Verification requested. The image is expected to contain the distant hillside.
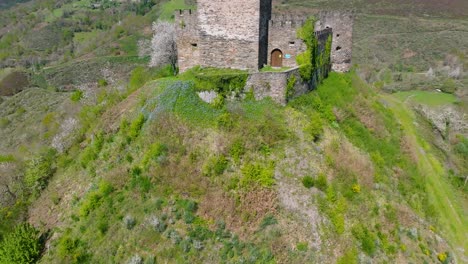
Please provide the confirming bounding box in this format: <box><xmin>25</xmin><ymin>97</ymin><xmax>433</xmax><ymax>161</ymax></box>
<box><xmin>275</xmin><ymin>0</ymin><xmax>468</xmax><ymax>18</ymax></box>
<box><xmin>0</xmin><ymin>0</ymin><xmax>31</xmax><ymax>10</ymax></box>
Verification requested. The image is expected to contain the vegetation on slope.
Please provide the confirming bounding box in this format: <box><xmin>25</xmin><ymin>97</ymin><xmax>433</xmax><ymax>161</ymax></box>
<box><xmin>1</xmin><ymin>70</ymin><xmax>460</xmax><ymax>263</ymax></box>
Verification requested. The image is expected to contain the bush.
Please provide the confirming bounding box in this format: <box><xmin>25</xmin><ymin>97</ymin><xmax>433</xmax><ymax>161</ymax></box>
<box><xmin>296</xmin><ymin>242</ymin><xmax>308</xmax><ymax>251</ymax></box>
<box><xmin>259</xmin><ymin>215</ymin><xmax>277</xmax><ymax>229</ymax></box>
<box><xmin>302</xmin><ymin>176</ymin><xmax>314</xmax><ymax>189</ymax></box>
<box><xmin>70</xmin><ymin>90</ymin><xmax>83</xmax><ymax>102</ymax></box>
<box><xmin>141</xmin><ymin>143</ymin><xmax>168</xmax><ymax>169</ymax></box>
<box><xmin>217</xmin><ymin>112</ymin><xmax>234</xmax><ymax>130</ymax></box>
<box><xmin>24</xmin><ymin>150</ymin><xmax>56</xmax><ymax>195</ymax></box>
<box><xmin>203</xmin><ymin>155</ymin><xmax>228</xmax><ymax>176</ymax></box>
<box><xmin>351</xmin><ymin>184</ymin><xmax>361</xmax><ymax>193</ymax></box>
<box><xmin>0</xmin><ymin>223</ymin><xmax>41</xmax><ymax>264</ymax></box>
<box><xmin>78</xmin><ymin>181</ymin><xmax>113</xmax><ymax>217</ymax></box>
<box><xmin>240</xmin><ymin>163</ymin><xmax>275</xmax><ymax>188</ymax></box>
<box><xmin>123</xmin><ymin>215</ymin><xmax>136</xmax><ymax>230</ymax></box>
<box><xmin>437</xmin><ymin>252</ymin><xmax>448</xmax><ymax>263</ymax></box>
<box><xmin>305</xmin><ymin>112</ymin><xmax>323</xmax><ymax>141</ymax></box>
<box><xmin>336</xmin><ymin>248</ymin><xmax>358</xmax><ymax>264</ymax></box>
<box><xmin>129</xmin><ymin>66</ymin><xmax>151</xmax><ymax>92</ymax></box>
<box><xmin>80</xmin><ymin>133</ymin><xmax>104</xmax><ymax>168</ymax></box>
<box><xmin>128</xmin><ymin>113</ymin><xmax>146</xmax><ymax>139</ymax></box>
<box><xmin>229</xmin><ymin>140</ymin><xmax>245</xmax><ymax>163</ymax></box>
<box><xmin>97</xmin><ymin>79</ymin><xmax>108</xmax><ymax>87</ymax></box>
<box><xmin>315</xmin><ymin>173</ymin><xmax>328</xmax><ymax>191</ymax></box>
<box><xmin>57</xmin><ymin>233</ymin><xmax>88</xmax><ymax>263</ymax></box>
<box><xmin>286</xmin><ymin>75</ymin><xmax>297</xmax><ymax>100</ymax></box>
<box><xmin>352</xmin><ymin>224</ymin><xmax>377</xmax><ymax>256</ymax></box>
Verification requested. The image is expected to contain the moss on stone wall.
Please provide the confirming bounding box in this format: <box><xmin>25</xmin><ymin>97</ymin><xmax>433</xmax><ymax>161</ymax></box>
<box><xmin>181</xmin><ymin>67</ymin><xmax>249</xmax><ymax>98</ymax></box>
<box><xmin>296</xmin><ymin>17</ymin><xmax>332</xmax><ymax>83</ymax></box>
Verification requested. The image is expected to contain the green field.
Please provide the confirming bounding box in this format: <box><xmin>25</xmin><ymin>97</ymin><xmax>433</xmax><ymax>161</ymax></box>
<box><xmin>394</xmin><ymin>90</ymin><xmax>458</xmax><ymax>106</ymax></box>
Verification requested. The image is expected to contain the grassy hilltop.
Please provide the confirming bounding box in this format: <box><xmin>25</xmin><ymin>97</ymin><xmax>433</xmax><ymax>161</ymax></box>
<box><xmin>0</xmin><ymin>0</ymin><xmax>467</xmax><ymax>263</ymax></box>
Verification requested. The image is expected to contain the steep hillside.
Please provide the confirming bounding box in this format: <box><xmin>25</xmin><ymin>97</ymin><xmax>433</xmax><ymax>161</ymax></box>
<box><xmin>9</xmin><ymin>71</ymin><xmax>463</xmax><ymax>263</ymax></box>
<box><xmin>0</xmin><ymin>0</ymin><xmax>467</xmax><ymax>263</ymax></box>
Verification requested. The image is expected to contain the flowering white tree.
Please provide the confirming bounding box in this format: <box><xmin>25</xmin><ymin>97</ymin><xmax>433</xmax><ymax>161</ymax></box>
<box><xmin>149</xmin><ymin>21</ymin><xmax>177</xmax><ymax>75</ymax></box>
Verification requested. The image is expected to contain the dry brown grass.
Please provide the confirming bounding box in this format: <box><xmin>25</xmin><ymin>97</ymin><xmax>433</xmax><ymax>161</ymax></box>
<box><xmin>198</xmin><ymin>187</ymin><xmax>277</xmax><ymax>238</ymax></box>
<box><xmin>324</xmin><ymin>132</ymin><xmax>375</xmax><ymax>187</ymax></box>
<box><xmin>354</xmin><ymin>99</ymin><xmax>387</xmax><ymax>138</ymax></box>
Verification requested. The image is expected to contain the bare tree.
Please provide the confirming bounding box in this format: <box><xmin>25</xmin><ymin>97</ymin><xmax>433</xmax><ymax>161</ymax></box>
<box><xmin>149</xmin><ymin>21</ymin><xmax>177</xmax><ymax>75</ymax></box>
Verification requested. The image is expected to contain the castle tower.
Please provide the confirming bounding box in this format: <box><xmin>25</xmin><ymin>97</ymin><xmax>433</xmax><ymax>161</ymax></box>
<box><xmin>315</xmin><ymin>11</ymin><xmax>355</xmax><ymax>72</ymax></box>
<box><xmin>176</xmin><ymin>0</ymin><xmax>272</xmax><ymax>72</ymax></box>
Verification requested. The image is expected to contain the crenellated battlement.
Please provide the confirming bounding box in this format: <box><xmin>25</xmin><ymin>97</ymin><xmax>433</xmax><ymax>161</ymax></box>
<box><xmin>269</xmin><ymin>14</ymin><xmax>307</xmax><ymax>28</ymax></box>
<box><xmin>174</xmin><ymin>9</ymin><xmax>198</xmax><ymax>31</ymax></box>
<box><xmin>175</xmin><ymin>9</ymin><xmax>195</xmax><ymax>17</ymax></box>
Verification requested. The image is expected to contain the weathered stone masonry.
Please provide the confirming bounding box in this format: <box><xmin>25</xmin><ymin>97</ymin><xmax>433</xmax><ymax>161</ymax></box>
<box><xmin>176</xmin><ymin>1</ymin><xmax>353</xmax><ymax>105</ymax></box>
<box><xmin>175</xmin><ymin>1</ymin><xmax>354</xmax><ymax>73</ymax></box>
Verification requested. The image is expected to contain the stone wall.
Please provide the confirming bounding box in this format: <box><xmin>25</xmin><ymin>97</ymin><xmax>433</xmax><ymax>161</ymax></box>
<box><xmin>245</xmin><ymin>67</ymin><xmax>309</xmax><ymax>105</ymax></box>
<box><xmin>316</xmin><ymin>11</ymin><xmax>355</xmax><ymax>72</ymax></box>
<box><xmin>268</xmin><ymin>15</ymin><xmax>307</xmax><ymax>68</ymax></box>
<box><xmin>194</xmin><ymin>0</ymin><xmax>269</xmax><ymax>70</ymax></box>
<box><xmin>175</xmin><ymin>10</ymin><xmax>200</xmax><ymax>72</ymax></box>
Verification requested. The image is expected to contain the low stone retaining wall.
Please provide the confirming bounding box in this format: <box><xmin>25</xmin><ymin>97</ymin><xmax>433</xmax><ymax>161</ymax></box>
<box><xmin>244</xmin><ymin>67</ymin><xmax>308</xmax><ymax>105</ymax></box>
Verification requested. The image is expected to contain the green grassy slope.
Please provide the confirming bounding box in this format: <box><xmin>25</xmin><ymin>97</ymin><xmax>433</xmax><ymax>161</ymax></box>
<box><xmin>14</xmin><ymin>71</ymin><xmax>464</xmax><ymax>263</ymax></box>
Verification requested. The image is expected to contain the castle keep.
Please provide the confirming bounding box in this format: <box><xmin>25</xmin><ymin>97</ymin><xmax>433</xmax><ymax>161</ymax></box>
<box><xmin>175</xmin><ymin>0</ymin><xmax>354</xmax><ymax>73</ymax></box>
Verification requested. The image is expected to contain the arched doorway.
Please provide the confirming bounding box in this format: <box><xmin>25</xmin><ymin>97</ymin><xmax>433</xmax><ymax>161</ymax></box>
<box><xmin>271</xmin><ymin>49</ymin><xmax>283</xmax><ymax>67</ymax></box>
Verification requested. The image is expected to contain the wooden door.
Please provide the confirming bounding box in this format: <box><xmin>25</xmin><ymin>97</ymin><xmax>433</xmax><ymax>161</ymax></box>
<box><xmin>271</xmin><ymin>49</ymin><xmax>283</xmax><ymax>67</ymax></box>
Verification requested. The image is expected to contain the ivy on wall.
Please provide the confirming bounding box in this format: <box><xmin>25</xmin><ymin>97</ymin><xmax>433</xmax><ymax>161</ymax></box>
<box><xmin>296</xmin><ymin>17</ymin><xmax>332</xmax><ymax>83</ymax></box>
<box><xmin>296</xmin><ymin>17</ymin><xmax>318</xmax><ymax>81</ymax></box>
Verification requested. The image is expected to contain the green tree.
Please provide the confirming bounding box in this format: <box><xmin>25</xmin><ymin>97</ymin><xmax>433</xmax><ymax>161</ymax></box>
<box><xmin>0</xmin><ymin>223</ymin><xmax>41</xmax><ymax>264</ymax></box>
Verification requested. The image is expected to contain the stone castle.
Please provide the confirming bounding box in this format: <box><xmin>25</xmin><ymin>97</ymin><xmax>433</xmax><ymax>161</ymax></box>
<box><xmin>175</xmin><ymin>0</ymin><xmax>354</xmax><ymax>73</ymax></box>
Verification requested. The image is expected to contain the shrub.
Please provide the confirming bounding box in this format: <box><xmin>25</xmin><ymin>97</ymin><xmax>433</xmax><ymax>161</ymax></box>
<box><xmin>203</xmin><ymin>155</ymin><xmax>228</xmax><ymax>176</ymax></box>
<box><xmin>24</xmin><ymin>150</ymin><xmax>56</xmax><ymax>195</ymax></box>
<box><xmin>296</xmin><ymin>242</ymin><xmax>308</xmax><ymax>251</ymax></box>
<box><xmin>240</xmin><ymin>163</ymin><xmax>275</xmax><ymax>188</ymax></box>
<box><xmin>80</xmin><ymin>133</ymin><xmax>104</xmax><ymax>168</ymax></box>
<box><xmin>0</xmin><ymin>154</ymin><xmax>15</xmax><ymax>163</ymax></box>
<box><xmin>441</xmin><ymin>78</ymin><xmax>456</xmax><ymax>94</ymax></box>
<box><xmin>352</xmin><ymin>184</ymin><xmax>361</xmax><ymax>193</ymax></box>
<box><xmin>70</xmin><ymin>90</ymin><xmax>83</xmax><ymax>102</ymax></box>
<box><xmin>315</xmin><ymin>173</ymin><xmax>327</xmax><ymax>191</ymax></box>
<box><xmin>352</xmin><ymin>224</ymin><xmax>377</xmax><ymax>256</ymax></box>
<box><xmin>286</xmin><ymin>75</ymin><xmax>297</xmax><ymax>100</ymax></box>
<box><xmin>79</xmin><ymin>181</ymin><xmax>113</xmax><ymax>217</ymax></box>
<box><xmin>305</xmin><ymin>112</ymin><xmax>323</xmax><ymax>141</ymax></box>
<box><xmin>149</xmin><ymin>216</ymin><xmax>167</xmax><ymax>233</ymax></box>
<box><xmin>97</xmin><ymin>220</ymin><xmax>109</xmax><ymax>235</ymax></box>
<box><xmin>302</xmin><ymin>176</ymin><xmax>314</xmax><ymax>189</ymax></box>
<box><xmin>437</xmin><ymin>252</ymin><xmax>448</xmax><ymax>263</ymax></box>
<box><xmin>0</xmin><ymin>118</ymin><xmax>10</xmax><ymax>128</ymax></box>
<box><xmin>229</xmin><ymin>140</ymin><xmax>245</xmax><ymax>163</ymax></box>
<box><xmin>259</xmin><ymin>215</ymin><xmax>278</xmax><ymax>229</ymax></box>
<box><xmin>336</xmin><ymin>248</ymin><xmax>358</xmax><ymax>264</ymax></box>
<box><xmin>56</xmin><ymin>233</ymin><xmax>89</xmax><ymax>263</ymax></box>
<box><xmin>217</xmin><ymin>112</ymin><xmax>234</xmax><ymax>130</ymax></box>
<box><xmin>127</xmin><ymin>255</ymin><xmax>143</xmax><ymax>264</ymax></box>
<box><xmin>128</xmin><ymin>113</ymin><xmax>146</xmax><ymax>139</ymax></box>
<box><xmin>0</xmin><ymin>223</ymin><xmax>41</xmax><ymax>264</ymax></box>
<box><xmin>141</xmin><ymin>143</ymin><xmax>168</xmax><ymax>169</ymax></box>
<box><xmin>97</xmin><ymin>79</ymin><xmax>108</xmax><ymax>87</ymax></box>
<box><xmin>123</xmin><ymin>215</ymin><xmax>136</xmax><ymax>230</ymax></box>
<box><xmin>129</xmin><ymin>66</ymin><xmax>151</xmax><ymax>91</ymax></box>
